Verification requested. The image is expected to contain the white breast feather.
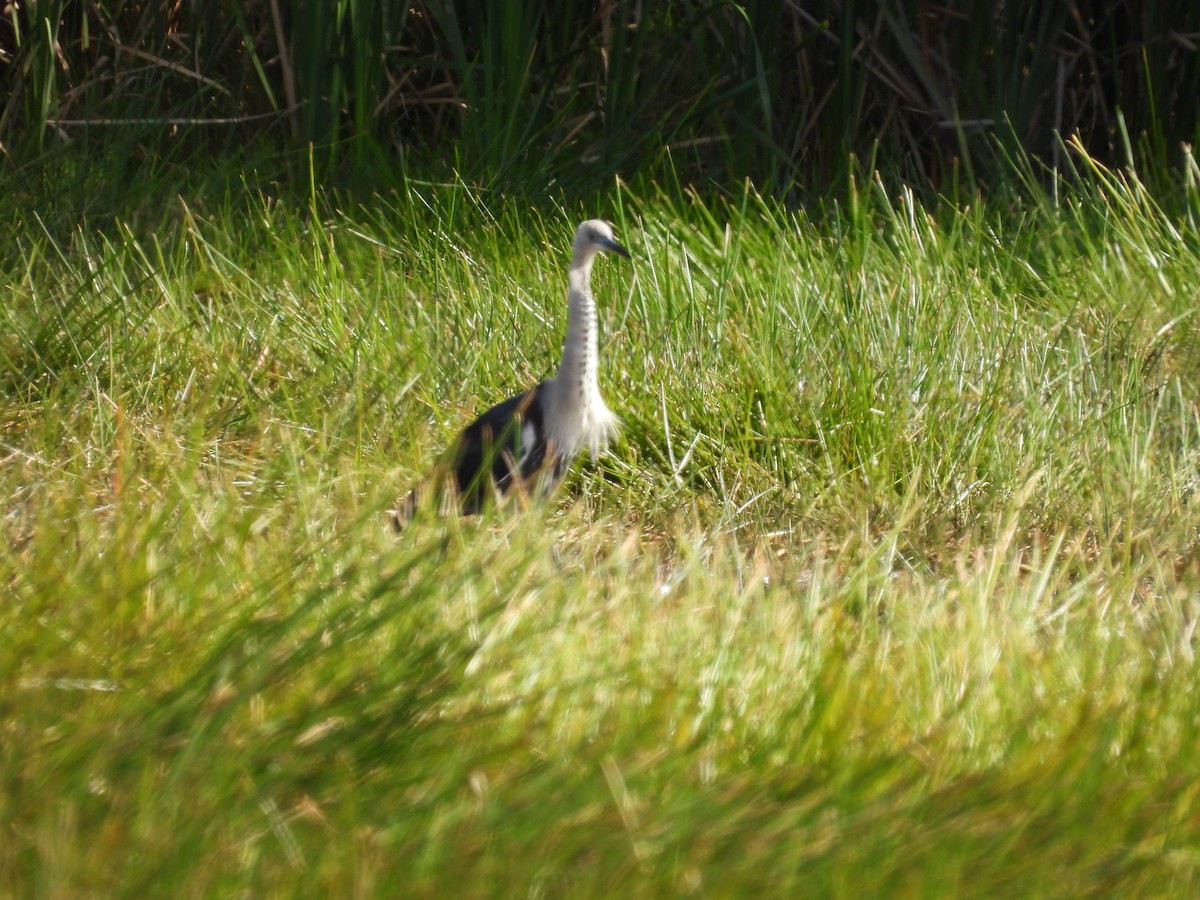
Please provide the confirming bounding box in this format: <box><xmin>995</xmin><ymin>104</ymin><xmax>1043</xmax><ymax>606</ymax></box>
<box><xmin>518</xmin><ymin>420</ymin><xmax>538</xmax><ymax>468</ymax></box>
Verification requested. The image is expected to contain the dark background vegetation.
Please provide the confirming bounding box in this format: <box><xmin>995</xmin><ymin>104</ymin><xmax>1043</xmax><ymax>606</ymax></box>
<box><xmin>2</xmin><ymin>0</ymin><xmax>1198</xmax><ymax>199</ymax></box>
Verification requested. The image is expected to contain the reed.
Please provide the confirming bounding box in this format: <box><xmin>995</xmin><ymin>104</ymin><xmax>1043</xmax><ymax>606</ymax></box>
<box><xmin>3</xmin><ymin>2</ymin><xmax>1197</xmax><ymax>194</ymax></box>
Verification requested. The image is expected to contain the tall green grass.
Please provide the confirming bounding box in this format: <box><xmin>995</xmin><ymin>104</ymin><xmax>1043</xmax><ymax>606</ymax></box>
<box><xmin>4</xmin><ymin>1</ymin><xmax>1198</xmax><ymax>193</ymax></box>
<box><xmin>2</xmin><ymin>152</ymin><xmax>1200</xmax><ymax>894</ymax></box>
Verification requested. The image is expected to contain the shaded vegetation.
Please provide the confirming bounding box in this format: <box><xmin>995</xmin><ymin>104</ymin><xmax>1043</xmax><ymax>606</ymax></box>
<box><xmin>2</xmin><ymin>1</ymin><xmax>1198</xmax><ymax>194</ymax></box>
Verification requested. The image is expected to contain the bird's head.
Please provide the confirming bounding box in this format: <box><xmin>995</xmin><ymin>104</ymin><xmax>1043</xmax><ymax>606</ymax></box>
<box><xmin>573</xmin><ymin>219</ymin><xmax>631</xmax><ymax>260</ymax></box>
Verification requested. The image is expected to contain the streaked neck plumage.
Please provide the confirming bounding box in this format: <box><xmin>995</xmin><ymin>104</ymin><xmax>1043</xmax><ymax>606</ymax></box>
<box><xmin>558</xmin><ymin>253</ymin><xmax>599</xmax><ymax>392</ymax></box>
<box><xmin>548</xmin><ymin>247</ymin><xmax>618</xmax><ymax>457</ymax></box>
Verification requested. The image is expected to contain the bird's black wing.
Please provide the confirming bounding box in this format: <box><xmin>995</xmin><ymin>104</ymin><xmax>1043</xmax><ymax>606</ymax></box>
<box><xmin>451</xmin><ymin>381</ymin><xmax>551</xmax><ymax>513</ymax></box>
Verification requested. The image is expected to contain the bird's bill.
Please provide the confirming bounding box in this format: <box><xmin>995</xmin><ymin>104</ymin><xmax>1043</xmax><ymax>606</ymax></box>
<box><xmin>603</xmin><ymin>237</ymin><xmax>631</xmax><ymax>259</ymax></box>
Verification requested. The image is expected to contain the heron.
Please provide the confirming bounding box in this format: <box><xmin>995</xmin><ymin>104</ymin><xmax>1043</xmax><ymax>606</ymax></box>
<box><xmin>397</xmin><ymin>219</ymin><xmax>630</xmax><ymax>522</ymax></box>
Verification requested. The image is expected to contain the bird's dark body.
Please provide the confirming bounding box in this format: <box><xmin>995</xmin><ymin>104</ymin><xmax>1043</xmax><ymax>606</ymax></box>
<box><xmin>450</xmin><ymin>380</ymin><xmax>567</xmax><ymax>513</ymax></box>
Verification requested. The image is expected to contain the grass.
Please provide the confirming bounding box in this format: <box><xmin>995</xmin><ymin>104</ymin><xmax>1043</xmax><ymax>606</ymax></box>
<box><xmin>8</xmin><ymin>2</ymin><xmax>1198</xmax><ymax>193</ymax></box>
<box><xmin>3</xmin><ymin>154</ymin><xmax>1200</xmax><ymax>896</ymax></box>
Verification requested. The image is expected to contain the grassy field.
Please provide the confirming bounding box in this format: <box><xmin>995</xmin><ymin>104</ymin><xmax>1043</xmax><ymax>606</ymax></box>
<box><xmin>3</xmin><ymin>152</ymin><xmax>1200</xmax><ymax>896</ymax></box>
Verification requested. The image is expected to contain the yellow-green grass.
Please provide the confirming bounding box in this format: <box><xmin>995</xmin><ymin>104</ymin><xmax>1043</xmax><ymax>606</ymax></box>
<box><xmin>2</xmin><ymin>160</ymin><xmax>1199</xmax><ymax>896</ymax></box>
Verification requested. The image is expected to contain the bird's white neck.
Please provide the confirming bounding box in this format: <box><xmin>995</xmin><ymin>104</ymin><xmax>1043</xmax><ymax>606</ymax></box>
<box><xmin>557</xmin><ymin>260</ymin><xmax>599</xmax><ymax>391</ymax></box>
<box><xmin>548</xmin><ymin>252</ymin><xmax>618</xmax><ymax>457</ymax></box>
